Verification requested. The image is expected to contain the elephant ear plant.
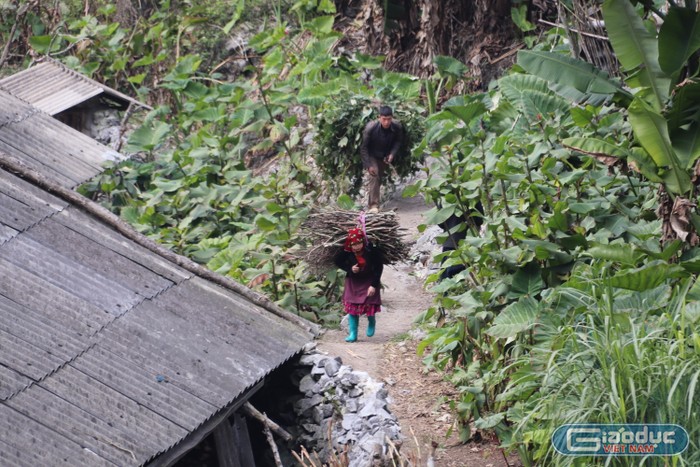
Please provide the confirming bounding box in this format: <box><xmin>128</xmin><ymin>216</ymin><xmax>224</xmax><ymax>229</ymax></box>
<box><xmin>518</xmin><ymin>0</ymin><xmax>700</xmax><ymax>248</ymax></box>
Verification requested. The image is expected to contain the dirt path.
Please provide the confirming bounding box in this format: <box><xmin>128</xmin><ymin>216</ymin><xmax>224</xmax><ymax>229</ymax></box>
<box><xmin>315</xmin><ymin>190</ymin><xmax>519</xmax><ymax>466</ymax></box>
<box><xmin>315</xmin><ymin>191</ymin><xmax>431</xmax><ymax>376</ymax></box>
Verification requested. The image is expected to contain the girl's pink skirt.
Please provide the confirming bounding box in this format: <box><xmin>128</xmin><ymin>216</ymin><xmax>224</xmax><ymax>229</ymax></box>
<box><xmin>343</xmin><ymin>301</ymin><xmax>381</xmax><ymax>317</ymax></box>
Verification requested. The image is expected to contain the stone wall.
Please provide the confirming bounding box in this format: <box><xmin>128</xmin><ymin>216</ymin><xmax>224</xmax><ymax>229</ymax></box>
<box><xmin>291</xmin><ymin>344</ymin><xmax>402</xmax><ymax>466</ymax></box>
<box><xmin>90</xmin><ymin>107</ymin><xmax>122</xmax><ymax>148</ymax></box>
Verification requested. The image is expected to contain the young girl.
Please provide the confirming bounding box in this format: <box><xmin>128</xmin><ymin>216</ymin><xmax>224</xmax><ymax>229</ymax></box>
<box><xmin>334</xmin><ymin>227</ymin><xmax>384</xmax><ymax>342</ymax></box>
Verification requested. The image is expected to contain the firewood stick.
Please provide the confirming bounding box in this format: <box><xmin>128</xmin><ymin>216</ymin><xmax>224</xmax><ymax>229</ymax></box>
<box><xmin>264</xmin><ymin>424</ymin><xmax>284</xmax><ymax>467</ymax></box>
<box><xmin>242</xmin><ymin>402</ymin><xmax>292</xmax><ymax>441</ymax></box>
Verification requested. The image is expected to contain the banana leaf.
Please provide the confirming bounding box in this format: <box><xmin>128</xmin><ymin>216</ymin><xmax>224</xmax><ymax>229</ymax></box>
<box><xmin>517</xmin><ymin>49</ymin><xmax>625</xmax><ymax>105</ymax></box>
<box><xmin>602</xmin><ymin>0</ymin><xmax>671</xmax><ymax>109</ymax></box>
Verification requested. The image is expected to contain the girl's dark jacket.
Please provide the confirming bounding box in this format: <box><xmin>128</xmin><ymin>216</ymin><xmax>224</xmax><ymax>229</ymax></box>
<box><xmin>333</xmin><ymin>243</ymin><xmax>384</xmax><ymax>304</ymax></box>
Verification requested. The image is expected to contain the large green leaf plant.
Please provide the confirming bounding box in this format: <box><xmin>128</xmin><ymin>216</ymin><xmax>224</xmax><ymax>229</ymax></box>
<box><xmin>407</xmin><ymin>2</ymin><xmax>700</xmax><ymax>464</ymax></box>
<box><xmin>518</xmin><ymin>1</ymin><xmax>700</xmax><ymax>246</ymax></box>
<box><xmin>78</xmin><ymin>2</ymin><xmax>347</xmax><ymax>322</ymax></box>
<box><xmin>77</xmin><ymin>0</ymin><xmax>432</xmax><ymax>325</ymax></box>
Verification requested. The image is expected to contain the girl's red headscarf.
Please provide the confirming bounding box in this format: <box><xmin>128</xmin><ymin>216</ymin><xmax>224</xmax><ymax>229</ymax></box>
<box><xmin>343</xmin><ymin>227</ymin><xmax>366</xmax><ymax>270</ymax></box>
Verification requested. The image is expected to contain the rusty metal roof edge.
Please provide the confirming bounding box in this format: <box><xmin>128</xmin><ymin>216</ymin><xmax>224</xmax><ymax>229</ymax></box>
<box><xmin>35</xmin><ymin>57</ymin><xmax>153</xmax><ymax>111</ymax></box>
<box><xmin>0</xmin><ymin>151</ymin><xmax>320</xmax><ymax>337</ymax></box>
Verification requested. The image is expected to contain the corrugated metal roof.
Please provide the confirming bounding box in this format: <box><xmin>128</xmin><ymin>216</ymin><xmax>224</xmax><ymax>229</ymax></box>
<box><xmin>0</xmin><ymin>158</ymin><xmax>315</xmax><ymax>465</ymax></box>
<box><xmin>0</xmin><ymin>90</ymin><xmax>122</xmax><ymax>188</ymax></box>
<box><xmin>0</xmin><ymin>58</ymin><xmax>151</xmax><ymax>115</ymax></box>
<box><xmin>0</xmin><ymin>403</ymin><xmax>116</xmax><ymax>467</ymax></box>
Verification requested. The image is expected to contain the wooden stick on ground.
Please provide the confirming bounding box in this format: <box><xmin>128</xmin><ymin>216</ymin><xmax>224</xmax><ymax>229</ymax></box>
<box><xmin>345</xmin><ymin>349</ymin><xmax>366</xmax><ymax>360</ymax></box>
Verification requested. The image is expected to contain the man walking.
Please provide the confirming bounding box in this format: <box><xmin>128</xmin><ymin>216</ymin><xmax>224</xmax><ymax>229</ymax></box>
<box><xmin>360</xmin><ymin>106</ymin><xmax>404</xmax><ymax>213</ymax></box>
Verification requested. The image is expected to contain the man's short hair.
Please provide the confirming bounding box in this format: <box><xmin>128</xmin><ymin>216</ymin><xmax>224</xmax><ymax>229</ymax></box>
<box><xmin>379</xmin><ymin>106</ymin><xmax>393</xmax><ymax>117</ymax></box>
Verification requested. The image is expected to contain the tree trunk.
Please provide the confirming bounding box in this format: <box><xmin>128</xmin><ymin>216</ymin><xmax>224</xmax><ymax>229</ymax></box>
<box><xmin>114</xmin><ymin>0</ymin><xmax>139</xmax><ymax>27</ymax></box>
<box><xmin>351</xmin><ymin>0</ymin><xmax>518</xmax><ymax>88</ymax></box>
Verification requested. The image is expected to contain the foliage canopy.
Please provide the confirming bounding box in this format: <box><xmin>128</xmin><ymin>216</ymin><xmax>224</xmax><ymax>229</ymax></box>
<box><xmin>5</xmin><ymin>0</ymin><xmax>700</xmax><ymax>464</ymax></box>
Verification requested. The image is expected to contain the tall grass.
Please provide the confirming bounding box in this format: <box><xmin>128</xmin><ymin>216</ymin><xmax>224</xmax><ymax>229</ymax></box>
<box><xmin>503</xmin><ymin>271</ymin><xmax>700</xmax><ymax>466</ymax></box>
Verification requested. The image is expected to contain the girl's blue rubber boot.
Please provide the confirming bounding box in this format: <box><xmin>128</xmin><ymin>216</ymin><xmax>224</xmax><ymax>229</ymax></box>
<box><xmin>367</xmin><ymin>316</ymin><xmax>376</xmax><ymax>337</ymax></box>
<box><xmin>345</xmin><ymin>314</ymin><xmax>359</xmax><ymax>342</ymax></box>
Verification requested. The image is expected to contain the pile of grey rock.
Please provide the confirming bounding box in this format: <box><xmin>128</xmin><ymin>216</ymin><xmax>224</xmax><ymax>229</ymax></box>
<box><xmin>291</xmin><ymin>345</ymin><xmax>402</xmax><ymax>466</ymax></box>
<box><xmin>409</xmin><ymin>224</ymin><xmax>443</xmax><ymax>279</ymax></box>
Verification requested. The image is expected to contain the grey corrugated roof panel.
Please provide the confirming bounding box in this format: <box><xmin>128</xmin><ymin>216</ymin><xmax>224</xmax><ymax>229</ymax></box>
<box><xmin>78</xmin><ymin>278</ymin><xmax>308</xmax><ymax>454</ymax></box>
<box><xmin>52</xmin><ymin>208</ymin><xmax>191</xmax><ymax>285</ymax></box>
<box><xmin>156</xmin><ymin>278</ymin><xmax>310</xmax><ymax>368</ymax></box>
<box><xmin>148</xmin><ymin>350</ymin><xmax>306</xmax><ymax>465</ymax></box>
<box><xmin>0</xmin><ymin>224</ymin><xmax>17</xmax><ymax>245</ymax></box>
<box><xmin>96</xmin><ymin>299</ymin><xmax>252</xmax><ymax>408</ymax></box>
<box><xmin>0</xmin><ymin>191</ymin><xmax>54</xmax><ymax>231</ymax></box>
<box><xmin>40</xmin><ymin>366</ymin><xmax>189</xmax><ymax>462</ymax></box>
<box><xmin>36</xmin><ymin>112</ymin><xmax>105</xmax><ymax>166</ymax></box>
<box><xmin>35</xmin><ymin>111</ymin><xmax>118</xmax><ymax>172</ymax></box>
<box><xmin>0</xmin><ymin>258</ymin><xmax>112</xmax><ymax>342</ymax></box>
<box><xmin>41</xmin><ymin>87</ymin><xmax>101</xmax><ymax>114</ymax></box>
<box><xmin>0</xmin><ymin>165</ymin><xmax>315</xmax><ymax>465</ymax></box>
<box><xmin>0</xmin><ymin>165</ymin><xmax>67</xmax><ymax>207</ymax></box>
<box><xmin>0</xmin><ymin>169</ymin><xmax>67</xmax><ymax>231</ymax></box>
<box><xmin>0</xmin><ymin>327</ymin><xmax>66</xmax><ymax>382</ymax></box>
<box><xmin>0</xmin><ymin>406</ymin><xmax>116</xmax><ymax>467</ymax></box>
<box><xmin>0</xmin><ymin>294</ymin><xmax>88</xmax><ymax>364</ymax></box>
<box><xmin>0</xmin><ymin>109</ymin><xmax>121</xmax><ymax>188</ymax></box>
<box><xmin>0</xmin><ymin>436</ymin><xmax>37</xmax><ymax>467</ymax></box>
<box><xmin>26</xmin><ymin>217</ymin><xmax>175</xmax><ymax>300</ymax></box>
<box><xmin>133</xmin><ymin>278</ymin><xmax>307</xmax><ymax>380</ymax></box>
<box><xmin>0</xmin><ymin>59</ymin><xmax>151</xmax><ymax>115</ymax></box>
<box><xmin>0</xmin><ymin>91</ymin><xmax>37</xmax><ymax>126</ymax></box>
<box><xmin>0</xmin><ymin>260</ymin><xmax>105</xmax><ymax>398</ymax></box>
<box><xmin>0</xmin><ymin>170</ymin><xmax>183</xmax><ymax>311</ymax></box>
<box><xmin>2</xmin><ymin>235</ymin><xmax>144</xmax><ymax>315</ymax></box>
<box><xmin>0</xmin><ymin>365</ymin><xmax>32</xmax><ymax>401</ymax></box>
<box><xmin>6</xmin><ymin>386</ymin><xmax>146</xmax><ymax>466</ymax></box>
<box><xmin>0</xmin><ymin>290</ymin><xmax>93</xmax><ymax>401</ymax></box>
<box><xmin>73</xmin><ymin>345</ymin><xmax>218</xmax><ymax>433</ymax></box>
<box><xmin>0</xmin><ymin>139</ymin><xmax>81</xmax><ymax>189</ymax></box>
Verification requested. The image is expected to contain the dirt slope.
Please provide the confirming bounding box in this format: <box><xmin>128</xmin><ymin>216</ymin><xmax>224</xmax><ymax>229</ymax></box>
<box><xmin>315</xmin><ymin>189</ymin><xmax>520</xmax><ymax>466</ymax></box>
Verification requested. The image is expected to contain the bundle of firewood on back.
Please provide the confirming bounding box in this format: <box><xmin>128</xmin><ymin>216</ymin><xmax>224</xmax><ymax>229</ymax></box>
<box><xmin>298</xmin><ymin>209</ymin><xmax>410</xmax><ymax>273</ymax></box>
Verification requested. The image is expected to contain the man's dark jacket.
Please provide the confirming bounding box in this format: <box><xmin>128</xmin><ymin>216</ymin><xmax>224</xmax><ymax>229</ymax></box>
<box><xmin>360</xmin><ymin>120</ymin><xmax>404</xmax><ymax>169</ymax></box>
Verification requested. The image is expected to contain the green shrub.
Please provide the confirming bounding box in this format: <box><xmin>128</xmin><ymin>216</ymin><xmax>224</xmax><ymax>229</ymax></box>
<box><xmin>313</xmin><ymin>91</ymin><xmax>426</xmax><ymax>197</ymax></box>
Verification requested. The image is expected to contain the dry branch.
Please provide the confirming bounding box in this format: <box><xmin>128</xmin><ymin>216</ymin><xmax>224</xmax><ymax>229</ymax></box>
<box><xmin>297</xmin><ymin>209</ymin><xmax>411</xmax><ymax>272</ymax></box>
<box><xmin>242</xmin><ymin>402</ymin><xmax>292</xmax><ymax>442</ymax></box>
<box><xmin>263</xmin><ymin>424</ymin><xmax>284</xmax><ymax>467</ymax></box>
